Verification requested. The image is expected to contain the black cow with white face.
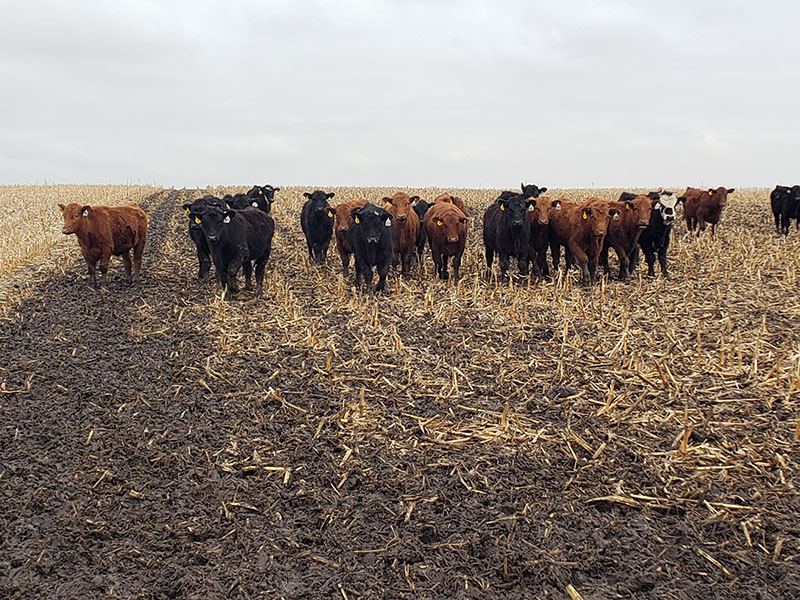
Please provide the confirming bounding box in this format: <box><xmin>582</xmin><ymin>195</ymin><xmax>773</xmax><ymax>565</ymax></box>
<box><xmin>630</xmin><ymin>191</ymin><xmax>683</xmax><ymax>278</ymax></box>
<box><xmin>245</xmin><ymin>185</ymin><xmax>280</xmax><ymax>214</ymax></box>
<box><xmin>182</xmin><ymin>194</ymin><xmax>226</xmax><ymax>281</ymax></box>
<box><xmin>483</xmin><ymin>192</ymin><xmax>535</xmax><ymax>281</ymax></box>
<box><xmin>770</xmin><ymin>185</ymin><xmax>800</xmax><ymax>235</ymax></box>
<box><xmin>348</xmin><ymin>202</ymin><xmax>394</xmax><ymax>292</ymax></box>
<box><xmin>191</xmin><ymin>205</ymin><xmax>274</xmax><ymax>299</ymax></box>
<box><xmin>300</xmin><ymin>190</ymin><xmax>336</xmax><ymax>264</ymax></box>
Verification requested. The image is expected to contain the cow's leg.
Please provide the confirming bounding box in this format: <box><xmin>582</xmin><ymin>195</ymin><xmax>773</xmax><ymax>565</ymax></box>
<box><xmin>641</xmin><ymin>245</ymin><xmax>657</xmax><ymax>277</ymax></box>
<box><xmin>353</xmin><ymin>257</ymin><xmax>363</xmax><ymax>287</ymax></box>
<box><xmin>376</xmin><ymin>260</ymin><xmax>390</xmax><ymax>291</ymax></box>
<box><xmin>363</xmin><ymin>264</ymin><xmax>374</xmax><ymax>288</ymax></box>
<box><xmin>537</xmin><ymin>247</ymin><xmax>549</xmax><ymax>278</ymax></box>
<box><xmin>225</xmin><ymin>261</ymin><xmax>241</xmax><ymax>299</ymax></box>
<box><xmin>485</xmin><ymin>247</ymin><xmax>494</xmax><ymax>276</ymax></box>
<box><xmin>401</xmin><ymin>250</ymin><xmax>412</xmax><ymax>276</ymax></box>
<box><xmin>599</xmin><ymin>247</ymin><xmax>611</xmax><ymax>276</ymax></box>
<box><xmin>517</xmin><ymin>252</ymin><xmax>529</xmax><ymax>278</ymax></box>
<box><xmin>242</xmin><ymin>261</ymin><xmax>253</xmax><ymax>290</ymax></box>
<box><xmin>629</xmin><ymin>246</ymin><xmax>640</xmax><ymax>272</ymax></box>
<box><xmin>499</xmin><ymin>253</ymin><xmax>510</xmax><ymax>282</ymax></box>
<box><xmin>615</xmin><ymin>244</ymin><xmax>631</xmax><ymax>281</ymax></box>
<box><xmin>341</xmin><ymin>252</ymin><xmax>350</xmax><ymax>277</ymax></box>
<box><xmin>550</xmin><ymin>240</ymin><xmax>560</xmax><ymax>271</ymax></box>
<box><xmin>98</xmin><ymin>252</ymin><xmax>112</xmax><ymax>285</ymax></box>
<box><xmin>569</xmin><ymin>241</ymin><xmax>591</xmax><ymax>285</ymax></box>
<box><xmin>197</xmin><ymin>249</ymin><xmax>211</xmax><ymax>281</ymax></box>
<box><xmin>85</xmin><ymin>258</ymin><xmax>98</xmax><ymax>287</ymax></box>
<box><xmin>254</xmin><ymin>257</ymin><xmax>267</xmax><ymax>297</ymax></box>
<box><xmin>121</xmin><ymin>251</ymin><xmax>133</xmax><ymax>284</ymax></box>
<box><xmin>133</xmin><ymin>230</ymin><xmax>146</xmax><ymax>280</ymax></box>
<box><xmin>453</xmin><ymin>253</ymin><xmax>462</xmax><ymax>280</ymax></box>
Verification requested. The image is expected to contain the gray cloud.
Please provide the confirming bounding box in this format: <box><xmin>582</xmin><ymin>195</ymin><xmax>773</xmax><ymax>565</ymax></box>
<box><xmin>1</xmin><ymin>0</ymin><xmax>798</xmax><ymax>188</ymax></box>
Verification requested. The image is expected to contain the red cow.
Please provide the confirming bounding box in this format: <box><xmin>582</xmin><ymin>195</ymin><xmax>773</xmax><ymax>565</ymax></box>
<box><xmin>333</xmin><ymin>199</ymin><xmax>368</xmax><ymax>276</ymax></box>
<box><xmin>549</xmin><ymin>198</ymin><xmax>620</xmax><ymax>285</ymax></box>
<box><xmin>681</xmin><ymin>186</ymin><xmax>735</xmax><ymax>237</ymax></box>
<box><xmin>58</xmin><ymin>202</ymin><xmax>148</xmax><ymax>286</ymax></box>
<box><xmin>598</xmin><ymin>195</ymin><xmax>654</xmax><ymax>281</ymax></box>
<box><xmin>526</xmin><ymin>196</ymin><xmax>562</xmax><ymax>278</ymax></box>
<box><xmin>424</xmin><ymin>202</ymin><xmax>469</xmax><ymax>280</ymax></box>
<box><xmin>383</xmin><ymin>192</ymin><xmax>421</xmax><ymax>276</ymax></box>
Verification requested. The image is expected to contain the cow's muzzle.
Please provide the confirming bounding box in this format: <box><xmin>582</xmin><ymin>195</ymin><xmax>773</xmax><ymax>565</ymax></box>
<box><xmin>62</xmin><ymin>227</ymin><xmax>72</xmax><ymax>235</ymax></box>
<box><xmin>367</xmin><ymin>236</ymin><xmax>379</xmax><ymax>245</ymax></box>
<box><xmin>447</xmin><ymin>236</ymin><xmax>459</xmax><ymax>243</ymax></box>
<box><xmin>396</xmin><ymin>214</ymin><xmax>407</xmax><ymax>222</ymax></box>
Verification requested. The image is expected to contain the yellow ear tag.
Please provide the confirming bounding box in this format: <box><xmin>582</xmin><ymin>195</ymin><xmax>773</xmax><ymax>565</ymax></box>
<box><xmin>194</xmin><ymin>216</ymin><xmax>201</xmax><ymax>224</ymax></box>
<box><xmin>626</xmin><ymin>204</ymin><xmax>631</xmax><ymax>210</ymax></box>
<box><xmin>59</xmin><ymin>206</ymin><xmax>64</xmax><ymax>213</ymax></box>
<box><xmin>384</xmin><ymin>201</ymin><xmax>392</xmax><ymax>208</ymax></box>
<box><xmin>354</xmin><ymin>216</ymin><xmax>360</xmax><ymax>224</ymax></box>
<box><xmin>226</xmin><ymin>203</ymin><xmax>231</xmax><ymax>208</ymax></box>
<box><xmin>500</xmin><ymin>204</ymin><xmax>505</xmax><ymax>211</ymax></box>
<box><xmin>708</xmin><ymin>190</ymin><xmax>713</xmax><ymax>195</ymax></box>
<box><xmin>582</xmin><ymin>211</ymin><xmax>588</xmax><ymax>220</ymax></box>
<box><xmin>436</xmin><ymin>218</ymin><xmax>443</xmax><ymax>226</ymax></box>
<box><xmin>327</xmin><ymin>210</ymin><xmax>334</xmax><ymax>218</ymax></box>
<box><xmin>184</xmin><ymin>207</ymin><xmax>190</xmax><ymax>215</ymax></box>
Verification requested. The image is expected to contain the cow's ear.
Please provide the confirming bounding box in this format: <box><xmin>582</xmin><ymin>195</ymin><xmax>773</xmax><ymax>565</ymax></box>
<box><xmin>410</xmin><ymin>196</ymin><xmax>420</xmax><ymax>206</ymax></box>
<box><xmin>539</xmin><ymin>187</ymin><xmax>547</xmax><ymax>194</ymax></box>
<box><xmin>182</xmin><ymin>203</ymin><xmax>192</xmax><ymax>215</ymax></box>
<box><xmin>654</xmin><ymin>202</ymin><xmax>662</xmax><ymax>210</ymax></box>
<box><xmin>459</xmin><ymin>217</ymin><xmax>469</xmax><ymax>224</ymax></box>
<box><xmin>625</xmin><ymin>201</ymin><xmax>634</xmax><ymax>210</ymax></box>
<box><xmin>499</xmin><ymin>200</ymin><xmax>507</xmax><ymax>211</ymax></box>
<box><xmin>80</xmin><ymin>205</ymin><xmax>90</xmax><ymax>217</ymax></box>
<box><xmin>327</xmin><ymin>192</ymin><xmax>335</xmax><ymax>199</ymax></box>
<box><xmin>351</xmin><ymin>208</ymin><xmax>362</xmax><ymax>223</ymax></box>
<box><xmin>303</xmin><ymin>192</ymin><xmax>312</xmax><ymax>199</ymax></box>
<box><xmin>526</xmin><ymin>199</ymin><xmax>536</xmax><ymax>211</ymax></box>
<box><xmin>708</xmin><ymin>189</ymin><xmax>714</xmax><ymax>195</ymax></box>
<box><xmin>273</xmin><ymin>187</ymin><xmax>280</xmax><ymax>192</ymax></box>
<box><xmin>223</xmin><ymin>210</ymin><xmax>235</xmax><ymax>223</ymax></box>
<box><xmin>383</xmin><ymin>196</ymin><xmax>393</xmax><ymax>206</ymax></box>
<box><xmin>727</xmin><ymin>188</ymin><xmax>735</xmax><ymax>194</ymax></box>
<box><xmin>582</xmin><ymin>208</ymin><xmax>590</xmax><ymax>219</ymax></box>
<box><xmin>58</xmin><ymin>203</ymin><xmax>65</xmax><ymax>213</ymax></box>
<box><xmin>327</xmin><ymin>208</ymin><xmax>335</xmax><ymax>218</ymax></box>
<box><xmin>552</xmin><ymin>200</ymin><xmax>561</xmax><ymax>210</ymax></box>
<box><xmin>610</xmin><ymin>209</ymin><xmax>620</xmax><ymax>220</ymax></box>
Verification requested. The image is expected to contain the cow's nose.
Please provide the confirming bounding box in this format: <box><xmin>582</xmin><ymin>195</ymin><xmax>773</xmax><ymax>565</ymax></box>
<box><xmin>512</xmin><ymin>220</ymin><xmax>524</xmax><ymax>228</ymax></box>
<box><xmin>367</xmin><ymin>236</ymin><xmax>378</xmax><ymax>244</ymax></box>
<box><xmin>62</xmin><ymin>227</ymin><xmax>71</xmax><ymax>234</ymax></box>
<box><xmin>448</xmin><ymin>236</ymin><xmax>459</xmax><ymax>243</ymax></box>
<box><xmin>397</xmin><ymin>214</ymin><xmax>407</xmax><ymax>221</ymax></box>
<box><xmin>538</xmin><ymin>219</ymin><xmax>548</xmax><ymax>225</ymax></box>
<box><xmin>207</xmin><ymin>235</ymin><xmax>218</xmax><ymax>242</ymax></box>
<box><xmin>638</xmin><ymin>220</ymin><xmax>649</xmax><ymax>228</ymax></box>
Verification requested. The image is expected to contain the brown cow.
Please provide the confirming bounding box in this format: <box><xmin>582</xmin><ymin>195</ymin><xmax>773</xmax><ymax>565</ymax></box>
<box><xmin>433</xmin><ymin>193</ymin><xmax>469</xmax><ymax>218</ymax></box>
<box><xmin>681</xmin><ymin>186</ymin><xmax>735</xmax><ymax>237</ymax></box>
<box><xmin>58</xmin><ymin>202</ymin><xmax>148</xmax><ymax>286</ymax></box>
<box><xmin>333</xmin><ymin>199</ymin><xmax>368</xmax><ymax>277</ymax></box>
<box><xmin>424</xmin><ymin>202</ymin><xmax>469</xmax><ymax>280</ymax></box>
<box><xmin>598</xmin><ymin>195</ymin><xmax>653</xmax><ymax>281</ymax></box>
<box><xmin>383</xmin><ymin>192</ymin><xmax>420</xmax><ymax>276</ymax></box>
<box><xmin>548</xmin><ymin>198</ymin><xmax>620</xmax><ymax>285</ymax></box>
<box><xmin>526</xmin><ymin>196</ymin><xmax>562</xmax><ymax>278</ymax></box>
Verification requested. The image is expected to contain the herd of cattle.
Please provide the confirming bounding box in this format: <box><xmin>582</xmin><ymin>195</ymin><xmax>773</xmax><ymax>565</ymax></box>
<box><xmin>55</xmin><ymin>183</ymin><xmax>800</xmax><ymax>295</ymax></box>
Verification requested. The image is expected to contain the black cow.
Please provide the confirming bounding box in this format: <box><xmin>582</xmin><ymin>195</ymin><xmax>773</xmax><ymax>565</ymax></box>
<box><xmin>771</xmin><ymin>185</ymin><xmax>800</xmax><ymax>235</ymax></box>
<box><xmin>521</xmin><ymin>182</ymin><xmax>548</xmax><ymax>198</ymax></box>
<box><xmin>301</xmin><ymin>190</ymin><xmax>336</xmax><ymax>264</ymax></box>
<box><xmin>412</xmin><ymin>197</ymin><xmax>431</xmax><ymax>260</ymax></box>
<box><xmin>483</xmin><ymin>193</ymin><xmax>535</xmax><ymax>281</ymax></box>
<box><xmin>190</xmin><ymin>205</ymin><xmax>274</xmax><ymax>299</ymax></box>
<box><xmin>348</xmin><ymin>203</ymin><xmax>394</xmax><ymax>292</ymax></box>
<box><xmin>630</xmin><ymin>192</ymin><xmax>682</xmax><ymax>278</ymax></box>
<box><xmin>246</xmin><ymin>185</ymin><xmax>280</xmax><ymax>214</ymax></box>
<box><xmin>182</xmin><ymin>194</ymin><xmax>225</xmax><ymax>281</ymax></box>
<box><xmin>618</xmin><ymin>189</ymin><xmax>665</xmax><ymax>203</ymax></box>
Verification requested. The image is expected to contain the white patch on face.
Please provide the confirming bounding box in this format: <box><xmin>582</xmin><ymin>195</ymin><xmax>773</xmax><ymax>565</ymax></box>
<box><xmin>223</xmin><ymin>215</ymin><xmax>231</xmax><ymax>224</ymax></box>
<box><xmin>385</xmin><ymin>217</ymin><xmax>392</xmax><ymax>227</ymax></box>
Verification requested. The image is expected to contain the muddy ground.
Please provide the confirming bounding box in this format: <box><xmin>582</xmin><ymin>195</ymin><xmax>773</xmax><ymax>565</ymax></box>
<box><xmin>1</xmin><ymin>188</ymin><xmax>799</xmax><ymax>599</ymax></box>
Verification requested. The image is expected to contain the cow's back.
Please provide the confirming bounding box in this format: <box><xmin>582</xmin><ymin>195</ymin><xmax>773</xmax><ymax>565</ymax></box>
<box><xmin>100</xmin><ymin>204</ymin><xmax>147</xmax><ymax>255</ymax></box>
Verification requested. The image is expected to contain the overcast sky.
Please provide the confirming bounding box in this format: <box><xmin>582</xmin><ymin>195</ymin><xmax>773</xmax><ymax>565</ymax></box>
<box><xmin>1</xmin><ymin>0</ymin><xmax>797</xmax><ymax>189</ymax></box>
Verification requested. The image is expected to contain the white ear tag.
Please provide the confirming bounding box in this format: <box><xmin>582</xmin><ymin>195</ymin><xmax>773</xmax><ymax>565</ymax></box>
<box><xmin>555</xmin><ymin>203</ymin><xmax>561</xmax><ymax>210</ymax></box>
<box><xmin>223</xmin><ymin>215</ymin><xmax>231</xmax><ymax>224</ymax></box>
<box><xmin>82</xmin><ymin>209</ymin><xmax>88</xmax><ymax>216</ymax></box>
<box><xmin>527</xmin><ymin>204</ymin><xmax>535</xmax><ymax>212</ymax></box>
<box><xmin>654</xmin><ymin>202</ymin><xmax>661</xmax><ymax>209</ymax></box>
<box><xmin>385</xmin><ymin>217</ymin><xmax>391</xmax><ymax>227</ymax></box>
<box><xmin>251</xmin><ymin>202</ymin><xmax>258</xmax><ymax>207</ymax></box>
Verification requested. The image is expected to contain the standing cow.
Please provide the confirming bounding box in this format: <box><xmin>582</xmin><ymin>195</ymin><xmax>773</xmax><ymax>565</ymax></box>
<box><xmin>58</xmin><ymin>202</ymin><xmax>148</xmax><ymax>287</ymax></box>
<box><xmin>770</xmin><ymin>185</ymin><xmax>800</xmax><ymax>235</ymax></box>
<box><xmin>245</xmin><ymin>185</ymin><xmax>280</xmax><ymax>214</ymax></box>
<box><xmin>383</xmin><ymin>192</ymin><xmax>420</xmax><ymax>276</ymax></box>
<box><xmin>521</xmin><ymin>182</ymin><xmax>548</xmax><ymax>198</ymax></box>
<box><xmin>301</xmin><ymin>190</ymin><xmax>336</xmax><ymax>264</ymax></box>
<box><xmin>333</xmin><ymin>199</ymin><xmax>368</xmax><ymax>277</ymax></box>
<box><xmin>424</xmin><ymin>202</ymin><xmax>469</xmax><ymax>280</ymax></box>
<box><xmin>630</xmin><ymin>192</ymin><xmax>683</xmax><ymax>278</ymax></box>
<box><xmin>412</xmin><ymin>197</ymin><xmax>431</xmax><ymax>261</ymax></box>
<box><xmin>483</xmin><ymin>192</ymin><xmax>535</xmax><ymax>281</ymax></box>
<box><xmin>599</xmin><ymin>195</ymin><xmax>653</xmax><ymax>281</ymax></box>
<box><xmin>549</xmin><ymin>198</ymin><xmax>620</xmax><ymax>285</ymax></box>
<box><xmin>182</xmin><ymin>195</ymin><xmax>226</xmax><ymax>281</ymax></box>
<box><xmin>527</xmin><ymin>197</ymin><xmax>562</xmax><ymax>278</ymax></box>
<box><xmin>681</xmin><ymin>187</ymin><xmax>734</xmax><ymax>237</ymax></box>
<box><xmin>348</xmin><ymin>203</ymin><xmax>394</xmax><ymax>292</ymax></box>
<box><xmin>190</xmin><ymin>205</ymin><xmax>274</xmax><ymax>299</ymax></box>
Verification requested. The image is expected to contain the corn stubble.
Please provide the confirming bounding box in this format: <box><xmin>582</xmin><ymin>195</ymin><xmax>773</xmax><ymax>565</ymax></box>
<box><xmin>2</xmin><ymin>184</ymin><xmax>799</xmax><ymax>597</ymax></box>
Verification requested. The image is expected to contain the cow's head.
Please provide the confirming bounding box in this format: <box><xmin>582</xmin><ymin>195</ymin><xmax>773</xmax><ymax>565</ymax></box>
<box><xmin>304</xmin><ymin>190</ymin><xmax>336</xmax><ymax>216</ymax></box>
<box><xmin>623</xmin><ymin>195</ymin><xmax>656</xmax><ymax>229</ymax></box>
<box><xmin>708</xmin><ymin>187</ymin><xmax>735</xmax><ymax>207</ymax></box>
<box><xmin>383</xmin><ymin>192</ymin><xmax>415</xmax><ymax>223</ymax></box>
<box><xmin>183</xmin><ymin>195</ymin><xmax>224</xmax><ymax>229</ymax></box>
<box><xmin>582</xmin><ymin>204</ymin><xmax>620</xmax><ymax>238</ymax></box>
<box><xmin>431</xmin><ymin>208</ymin><xmax>469</xmax><ymax>244</ymax></box>
<box><xmin>196</xmin><ymin>207</ymin><xmax>236</xmax><ymax>243</ymax></box>
<box><xmin>58</xmin><ymin>202</ymin><xmax>90</xmax><ymax>235</ymax></box>
<box><xmin>334</xmin><ymin>201</ymin><xmax>363</xmax><ymax>232</ymax></box>
<box><xmin>653</xmin><ymin>191</ymin><xmax>681</xmax><ymax>225</ymax></box>
<box><xmin>528</xmin><ymin>198</ymin><xmax>562</xmax><ymax>226</ymax></box>
<box><xmin>246</xmin><ymin>185</ymin><xmax>279</xmax><ymax>213</ymax></box>
<box><xmin>352</xmin><ymin>203</ymin><xmax>392</xmax><ymax>245</ymax></box>
<box><xmin>521</xmin><ymin>183</ymin><xmax>547</xmax><ymax>198</ymax></box>
<box><xmin>498</xmin><ymin>193</ymin><xmax>534</xmax><ymax>235</ymax></box>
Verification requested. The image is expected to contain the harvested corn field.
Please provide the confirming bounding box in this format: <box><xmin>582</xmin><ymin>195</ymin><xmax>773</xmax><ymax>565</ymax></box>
<box><xmin>1</xmin><ymin>185</ymin><xmax>799</xmax><ymax>599</ymax></box>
